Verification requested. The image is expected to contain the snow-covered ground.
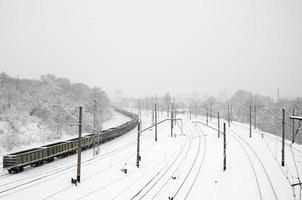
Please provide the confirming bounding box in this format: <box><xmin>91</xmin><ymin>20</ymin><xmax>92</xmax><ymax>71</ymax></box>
<box><xmin>0</xmin><ymin>110</ymin><xmax>131</xmax><ymax>170</ymax></box>
<box><xmin>0</xmin><ymin>109</ymin><xmax>301</xmax><ymax>200</ymax></box>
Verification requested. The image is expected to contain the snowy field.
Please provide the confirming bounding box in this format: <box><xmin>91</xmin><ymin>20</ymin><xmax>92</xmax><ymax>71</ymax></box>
<box><xmin>0</xmin><ymin>109</ymin><xmax>301</xmax><ymax>200</ymax></box>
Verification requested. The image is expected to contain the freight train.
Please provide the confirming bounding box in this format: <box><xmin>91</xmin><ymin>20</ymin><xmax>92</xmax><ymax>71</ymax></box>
<box><xmin>2</xmin><ymin>108</ymin><xmax>138</xmax><ymax>174</ymax></box>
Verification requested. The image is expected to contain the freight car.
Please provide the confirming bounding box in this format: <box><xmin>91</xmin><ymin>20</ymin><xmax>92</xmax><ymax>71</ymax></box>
<box><xmin>3</xmin><ymin>108</ymin><xmax>138</xmax><ymax>174</ymax></box>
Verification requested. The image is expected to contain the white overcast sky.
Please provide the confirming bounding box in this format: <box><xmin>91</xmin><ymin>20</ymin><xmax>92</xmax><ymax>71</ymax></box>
<box><xmin>0</xmin><ymin>0</ymin><xmax>301</xmax><ymax>99</ymax></box>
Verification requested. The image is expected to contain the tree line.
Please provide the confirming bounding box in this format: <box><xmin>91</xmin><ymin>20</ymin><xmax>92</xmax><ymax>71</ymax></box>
<box><xmin>0</xmin><ymin>73</ymin><xmax>111</xmax><ymax>151</ymax></box>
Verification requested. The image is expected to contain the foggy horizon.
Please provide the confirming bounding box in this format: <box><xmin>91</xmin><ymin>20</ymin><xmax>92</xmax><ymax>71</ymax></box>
<box><xmin>0</xmin><ymin>0</ymin><xmax>301</xmax><ymax>99</ymax></box>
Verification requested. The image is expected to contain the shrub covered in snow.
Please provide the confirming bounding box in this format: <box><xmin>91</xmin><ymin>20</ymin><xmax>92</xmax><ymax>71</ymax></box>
<box><xmin>0</xmin><ymin>72</ymin><xmax>112</xmax><ymax>153</ymax></box>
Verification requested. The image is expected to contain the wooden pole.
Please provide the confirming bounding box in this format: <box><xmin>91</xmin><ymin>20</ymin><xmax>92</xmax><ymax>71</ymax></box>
<box><xmin>281</xmin><ymin>108</ymin><xmax>285</xmax><ymax>167</ymax></box>
<box><xmin>136</xmin><ymin>122</ymin><xmax>141</xmax><ymax>168</ymax></box>
<box><xmin>77</xmin><ymin>106</ymin><xmax>82</xmax><ymax>183</ymax></box>
<box><xmin>223</xmin><ymin>123</ymin><xmax>226</xmax><ymax>171</ymax></box>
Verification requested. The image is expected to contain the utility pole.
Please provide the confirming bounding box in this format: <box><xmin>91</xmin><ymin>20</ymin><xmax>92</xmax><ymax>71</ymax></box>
<box><xmin>218</xmin><ymin>112</ymin><xmax>220</xmax><ymax>138</ymax></box>
<box><xmin>249</xmin><ymin>105</ymin><xmax>252</xmax><ymax>138</ymax></box>
<box><xmin>206</xmin><ymin>107</ymin><xmax>209</xmax><ymax>126</ymax></box>
<box><xmin>155</xmin><ymin>103</ymin><xmax>157</xmax><ymax>142</ymax></box>
<box><xmin>93</xmin><ymin>100</ymin><xmax>100</xmax><ymax>156</ymax></box>
<box><xmin>136</xmin><ymin>122</ymin><xmax>141</xmax><ymax>168</ymax></box>
<box><xmin>77</xmin><ymin>106</ymin><xmax>82</xmax><ymax>183</ymax></box>
<box><xmin>292</xmin><ymin>109</ymin><xmax>295</xmax><ymax>143</ymax></box>
<box><xmin>167</xmin><ymin>104</ymin><xmax>170</xmax><ymax>118</ymax></box>
<box><xmin>223</xmin><ymin>123</ymin><xmax>226</xmax><ymax>171</ymax></box>
<box><xmin>227</xmin><ymin>104</ymin><xmax>230</xmax><ymax>127</ymax></box>
<box><xmin>281</xmin><ymin>108</ymin><xmax>285</xmax><ymax>167</ymax></box>
<box><xmin>254</xmin><ymin>105</ymin><xmax>257</xmax><ymax>129</ymax></box>
<box><xmin>55</xmin><ymin>104</ymin><xmax>82</xmax><ymax>185</ymax></box>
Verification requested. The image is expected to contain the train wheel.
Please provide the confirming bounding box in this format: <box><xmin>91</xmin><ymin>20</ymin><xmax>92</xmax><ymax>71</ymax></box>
<box><xmin>8</xmin><ymin>168</ymin><xmax>14</xmax><ymax>174</ymax></box>
<box><xmin>18</xmin><ymin>167</ymin><xmax>24</xmax><ymax>172</ymax></box>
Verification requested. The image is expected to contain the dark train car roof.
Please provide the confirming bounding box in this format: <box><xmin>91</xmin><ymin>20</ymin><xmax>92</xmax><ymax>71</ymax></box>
<box><xmin>9</xmin><ymin>148</ymin><xmax>42</xmax><ymax>156</ymax></box>
<box><xmin>42</xmin><ymin>142</ymin><xmax>65</xmax><ymax>147</ymax></box>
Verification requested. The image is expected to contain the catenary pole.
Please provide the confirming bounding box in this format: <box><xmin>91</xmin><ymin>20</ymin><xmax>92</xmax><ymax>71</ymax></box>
<box><xmin>76</xmin><ymin>106</ymin><xmax>82</xmax><ymax>182</ymax></box>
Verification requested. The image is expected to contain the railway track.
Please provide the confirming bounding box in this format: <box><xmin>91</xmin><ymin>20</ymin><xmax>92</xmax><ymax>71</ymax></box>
<box><xmin>182</xmin><ymin>125</ymin><xmax>207</xmax><ymax>199</ymax></box>
<box><xmin>227</xmin><ymin>128</ymin><xmax>279</xmax><ymax>200</ymax></box>
<box><xmin>0</xmin><ymin>117</ymin><xmax>166</xmax><ymax>196</ymax></box>
<box><xmin>0</xmin><ymin>132</ymin><xmax>154</xmax><ymax>189</ymax></box>
<box><xmin>228</xmin><ymin>131</ymin><xmax>263</xmax><ymax>200</ymax></box>
<box><xmin>0</xmin><ymin>130</ymin><xmax>161</xmax><ymax>199</ymax></box>
<box><xmin>179</xmin><ymin>123</ymin><xmax>207</xmax><ymax>200</ymax></box>
<box><xmin>234</xmin><ymin>122</ymin><xmax>302</xmax><ymax>158</ymax></box>
<box><xmin>46</xmin><ymin>129</ymin><xmax>176</xmax><ymax>200</ymax></box>
<box><xmin>170</xmin><ymin>122</ymin><xmax>204</xmax><ymax>199</ymax></box>
<box><xmin>262</xmin><ymin>133</ymin><xmax>302</xmax><ymax>159</ymax></box>
<box><xmin>196</xmin><ymin>121</ymin><xmax>279</xmax><ymax>200</ymax></box>
<box><xmin>195</xmin><ymin>121</ymin><xmax>263</xmax><ymax>200</ymax></box>
<box><xmin>231</xmin><ymin>121</ymin><xmax>302</xmax><ymax>190</ymax></box>
<box><xmin>139</xmin><ymin>120</ymin><xmax>206</xmax><ymax>200</ymax></box>
<box><xmin>129</xmin><ymin>123</ymin><xmax>192</xmax><ymax>200</ymax></box>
